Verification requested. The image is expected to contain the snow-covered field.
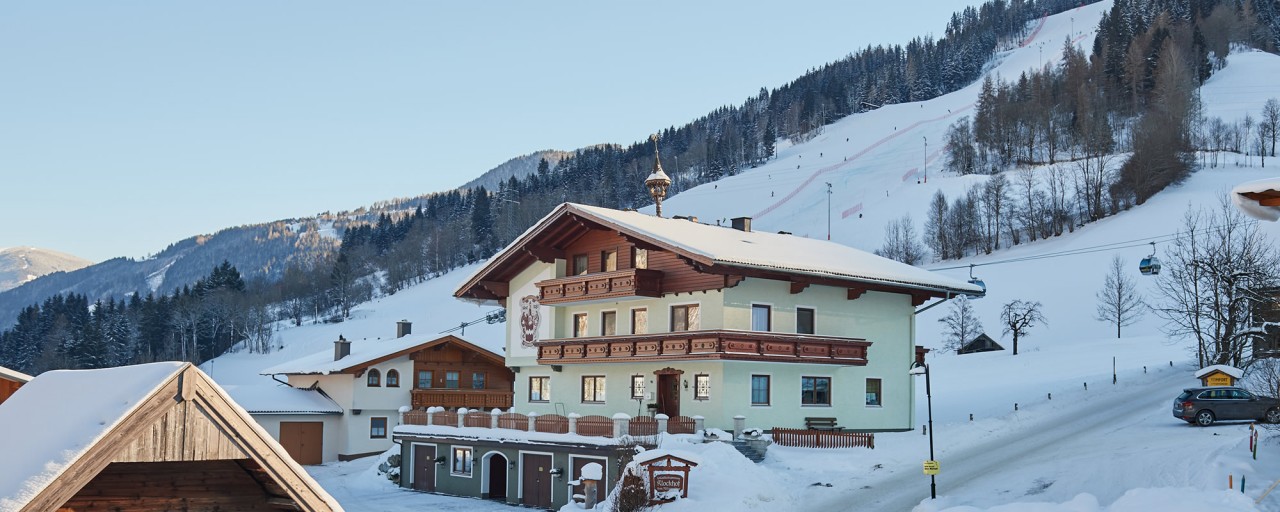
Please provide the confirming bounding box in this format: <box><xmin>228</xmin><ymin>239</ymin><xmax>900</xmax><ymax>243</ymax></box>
<box><xmin>199</xmin><ymin>1</ymin><xmax>1280</xmax><ymax>510</ymax></box>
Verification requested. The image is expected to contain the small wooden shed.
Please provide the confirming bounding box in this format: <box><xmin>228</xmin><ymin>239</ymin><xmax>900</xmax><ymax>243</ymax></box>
<box><xmin>0</xmin><ymin>364</ymin><xmax>32</xmax><ymax>406</ymax></box>
<box><xmin>957</xmin><ymin>333</ymin><xmax>1004</xmax><ymax>355</ymax></box>
<box><xmin>0</xmin><ymin>362</ymin><xmax>342</xmax><ymax>512</ymax></box>
<box><xmin>1195</xmin><ymin>365</ymin><xmax>1244</xmax><ymax>387</ymax></box>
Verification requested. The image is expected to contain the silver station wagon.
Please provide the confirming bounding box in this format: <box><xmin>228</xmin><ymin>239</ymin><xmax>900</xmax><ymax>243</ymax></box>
<box><xmin>1173</xmin><ymin>387</ymin><xmax>1280</xmax><ymax>426</ymax></box>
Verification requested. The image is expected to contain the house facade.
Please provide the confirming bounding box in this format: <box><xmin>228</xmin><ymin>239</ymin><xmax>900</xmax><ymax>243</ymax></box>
<box><xmin>260</xmin><ymin>328</ymin><xmax>512</xmax><ymax>461</ymax></box>
<box><xmin>0</xmin><ymin>364</ymin><xmax>32</xmax><ymax>406</ymax></box>
<box><xmin>456</xmin><ymin>202</ymin><xmax>982</xmax><ymax>433</ymax></box>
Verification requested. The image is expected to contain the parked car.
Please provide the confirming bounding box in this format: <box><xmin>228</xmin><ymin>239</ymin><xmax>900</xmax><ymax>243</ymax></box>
<box><xmin>1173</xmin><ymin>387</ymin><xmax>1280</xmax><ymax>426</ymax></box>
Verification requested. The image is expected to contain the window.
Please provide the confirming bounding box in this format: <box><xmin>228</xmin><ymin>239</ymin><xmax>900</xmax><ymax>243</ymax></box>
<box><xmin>631</xmin><ymin>308</ymin><xmax>648</xmax><ymax>334</ymax></box>
<box><xmin>370</xmin><ymin>417</ymin><xmax>387</xmax><ymax>438</ymax></box>
<box><xmin>529</xmin><ymin>376</ymin><xmax>551</xmax><ymax>402</ymax></box>
<box><xmin>367</xmin><ymin>369</ymin><xmax>381</xmax><ymax>387</ymax></box>
<box><xmin>452</xmin><ymin>447</ymin><xmax>473</xmax><ymax>476</ymax></box>
<box><xmin>472</xmin><ymin>372</ymin><xmax>486</xmax><ymax>390</ymax></box>
<box><xmin>386</xmin><ymin>369</ymin><xmax>400</xmax><ymax>387</ymax></box>
<box><xmin>630</xmin><ymin>375</ymin><xmax>646</xmax><ymax>399</ymax></box>
<box><xmin>601</xmin><ymin>311</ymin><xmax>617</xmax><ymax>336</ymax></box>
<box><xmin>446</xmin><ymin>371</ymin><xmax>460</xmax><ymax>389</ymax></box>
<box><xmin>866</xmin><ymin>378</ymin><xmax>882</xmax><ymax>407</ymax></box>
<box><xmin>671</xmin><ymin>304</ymin><xmax>700</xmax><ymax>331</ymax></box>
<box><xmin>751</xmin><ymin>304</ymin><xmax>771</xmax><ymax>331</ymax></box>
<box><xmin>694</xmin><ymin>374</ymin><xmax>710</xmax><ymax>400</ymax></box>
<box><xmin>572</xmin><ymin>254</ymin><xmax>589</xmax><ymax>276</ymax></box>
<box><xmin>801</xmin><ymin>376</ymin><xmax>831</xmax><ymax>406</ymax></box>
<box><xmin>751</xmin><ymin>375</ymin><xmax>771</xmax><ymax>405</ymax></box>
<box><xmin>797</xmin><ymin>307</ymin><xmax>815</xmax><ymax>335</ymax></box>
<box><xmin>601</xmin><ymin>249</ymin><xmax>618</xmax><ymax>272</ymax></box>
<box><xmin>632</xmin><ymin>248</ymin><xmax>648</xmax><ymax>269</ymax></box>
<box><xmin>582</xmin><ymin>376</ymin><xmax>606</xmax><ymax>403</ymax></box>
<box><xmin>417</xmin><ymin>370</ymin><xmax>433</xmax><ymax>389</ymax></box>
<box><xmin>573</xmin><ymin>313</ymin><xmax>588</xmax><ymax>337</ymax></box>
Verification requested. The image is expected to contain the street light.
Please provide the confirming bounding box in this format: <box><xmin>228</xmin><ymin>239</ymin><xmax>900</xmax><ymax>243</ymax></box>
<box><xmin>909</xmin><ymin>362</ymin><xmax>937</xmax><ymax>500</ymax></box>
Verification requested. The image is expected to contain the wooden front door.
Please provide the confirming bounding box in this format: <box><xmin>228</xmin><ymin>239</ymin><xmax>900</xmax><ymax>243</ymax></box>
<box><xmin>522</xmin><ymin>454</ymin><xmax>553</xmax><ymax>509</ymax></box>
<box><xmin>413</xmin><ymin>444</ymin><xmax>437</xmax><ymax>492</ymax></box>
<box><xmin>488</xmin><ymin>454</ymin><xmax>508</xmax><ymax>500</ymax></box>
<box><xmin>278</xmin><ymin>422</ymin><xmax>323</xmax><ymax>465</ymax></box>
<box><xmin>657</xmin><ymin>373</ymin><xmax>680</xmax><ymax>417</ymax></box>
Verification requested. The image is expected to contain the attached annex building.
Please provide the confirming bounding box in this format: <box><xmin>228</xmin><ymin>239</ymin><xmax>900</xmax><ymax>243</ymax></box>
<box><xmin>456</xmin><ymin>202</ymin><xmax>982</xmax><ymax>432</ymax></box>
<box><xmin>0</xmin><ymin>364</ymin><xmax>31</xmax><ymax>406</ymax></box>
<box><xmin>261</xmin><ymin>328</ymin><xmax>513</xmax><ymax>461</ymax></box>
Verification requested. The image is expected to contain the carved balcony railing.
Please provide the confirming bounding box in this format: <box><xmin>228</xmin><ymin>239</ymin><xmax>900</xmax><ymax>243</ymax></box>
<box><xmin>536</xmin><ymin>268</ymin><xmax>663</xmax><ymax>305</ymax></box>
<box><xmin>535</xmin><ymin>330</ymin><xmax>870</xmax><ymax>366</ymax></box>
<box><xmin>411</xmin><ymin>388</ymin><xmax>513</xmax><ymax>410</ymax></box>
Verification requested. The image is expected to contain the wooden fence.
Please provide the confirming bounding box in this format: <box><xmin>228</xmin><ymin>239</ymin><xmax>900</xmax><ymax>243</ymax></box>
<box><xmin>668</xmin><ymin>416</ymin><xmax>697</xmax><ymax>434</ymax></box>
<box><xmin>629</xmin><ymin>416</ymin><xmax>658</xmax><ymax>436</ymax></box>
<box><xmin>771</xmin><ymin>428</ymin><xmax>874</xmax><ymax>449</ymax></box>
<box><xmin>399</xmin><ymin>408</ymin><xmax>709</xmax><ymax>440</ymax></box>
<box><xmin>498</xmin><ymin>412</ymin><xmax>529</xmax><ymax>431</ymax></box>
<box><xmin>576</xmin><ymin>415</ymin><xmax>614</xmax><ymax>438</ymax></box>
<box><xmin>534</xmin><ymin>414</ymin><xmax>569</xmax><ymax>434</ymax></box>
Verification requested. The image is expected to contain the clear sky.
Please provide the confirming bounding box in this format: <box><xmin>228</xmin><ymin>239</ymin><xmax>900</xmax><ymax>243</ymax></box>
<box><xmin>0</xmin><ymin>1</ymin><xmax>985</xmax><ymax>263</ymax></box>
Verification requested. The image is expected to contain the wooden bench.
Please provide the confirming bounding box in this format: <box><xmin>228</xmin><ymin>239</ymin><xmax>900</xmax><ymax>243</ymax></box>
<box><xmin>804</xmin><ymin>417</ymin><xmax>843</xmax><ymax>431</ymax></box>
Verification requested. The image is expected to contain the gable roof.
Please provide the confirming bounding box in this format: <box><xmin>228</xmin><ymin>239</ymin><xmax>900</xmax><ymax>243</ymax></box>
<box><xmin>1194</xmin><ymin>364</ymin><xmax>1244</xmax><ymax>379</ymax></box>
<box><xmin>0</xmin><ymin>362</ymin><xmax>340</xmax><ymax>512</ymax></box>
<box><xmin>261</xmin><ymin>334</ymin><xmax>504</xmax><ymax>376</ymax></box>
<box><xmin>224</xmin><ymin>384</ymin><xmax>344</xmax><ymax>415</ymax></box>
<box><xmin>1233</xmin><ymin>177</ymin><xmax>1280</xmax><ymax>221</ymax></box>
<box><xmin>0</xmin><ymin>364</ymin><xmax>32</xmax><ymax>383</ymax></box>
<box><xmin>456</xmin><ymin>202</ymin><xmax>983</xmax><ymax>301</ymax></box>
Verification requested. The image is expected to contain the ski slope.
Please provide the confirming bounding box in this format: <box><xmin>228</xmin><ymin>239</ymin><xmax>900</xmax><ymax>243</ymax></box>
<box><xmin>199</xmin><ymin>1</ymin><xmax>1280</xmax><ymax>509</ymax></box>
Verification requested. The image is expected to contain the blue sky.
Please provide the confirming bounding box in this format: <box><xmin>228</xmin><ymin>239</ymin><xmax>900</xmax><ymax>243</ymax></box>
<box><xmin>0</xmin><ymin>1</ymin><xmax>984</xmax><ymax>262</ymax></box>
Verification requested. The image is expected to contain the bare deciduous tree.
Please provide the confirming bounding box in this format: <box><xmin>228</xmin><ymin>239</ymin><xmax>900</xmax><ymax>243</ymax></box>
<box><xmin>1154</xmin><ymin>198</ymin><xmax>1280</xmax><ymax>368</ymax></box>
<box><xmin>939</xmin><ymin>296</ymin><xmax>983</xmax><ymax>353</ymax></box>
<box><xmin>875</xmin><ymin>214</ymin><xmax>927</xmax><ymax>265</ymax></box>
<box><xmin>1095</xmin><ymin>255</ymin><xmax>1145</xmax><ymax>338</ymax></box>
<box><xmin>1001</xmin><ymin>299</ymin><xmax>1045</xmax><ymax>355</ymax></box>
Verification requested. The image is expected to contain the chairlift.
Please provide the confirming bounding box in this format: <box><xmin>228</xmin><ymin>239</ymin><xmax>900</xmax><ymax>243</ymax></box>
<box><xmin>1139</xmin><ymin>241</ymin><xmax>1161</xmax><ymax>276</ymax></box>
<box><xmin>967</xmin><ymin>264</ymin><xmax>987</xmax><ymax>298</ymax></box>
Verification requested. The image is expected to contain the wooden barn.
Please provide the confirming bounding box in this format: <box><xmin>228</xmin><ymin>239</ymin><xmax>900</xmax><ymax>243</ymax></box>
<box><xmin>957</xmin><ymin>333</ymin><xmax>1004</xmax><ymax>355</ymax></box>
<box><xmin>0</xmin><ymin>362</ymin><xmax>342</xmax><ymax>512</ymax></box>
<box><xmin>0</xmin><ymin>364</ymin><xmax>31</xmax><ymax>406</ymax></box>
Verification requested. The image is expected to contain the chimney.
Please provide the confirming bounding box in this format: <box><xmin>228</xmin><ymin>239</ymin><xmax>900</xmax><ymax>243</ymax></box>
<box><xmin>396</xmin><ymin>320</ymin><xmax>412</xmax><ymax>338</ymax></box>
<box><xmin>334</xmin><ymin>335</ymin><xmax>351</xmax><ymax>361</ymax></box>
<box><xmin>731</xmin><ymin>217</ymin><xmax>752</xmax><ymax>232</ymax></box>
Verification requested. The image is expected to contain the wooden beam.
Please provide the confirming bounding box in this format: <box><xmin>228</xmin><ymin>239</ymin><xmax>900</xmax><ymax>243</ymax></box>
<box><xmin>847</xmin><ymin>288</ymin><xmax>867</xmax><ymax>300</ymax></box>
<box><xmin>790</xmin><ymin>281</ymin><xmax>810</xmax><ymax>294</ymax></box>
<box><xmin>478</xmin><ymin>280</ymin><xmax>509</xmax><ymax>298</ymax></box>
<box><xmin>911</xmin><ymin>293</ymin><xmax>930</xmax><ymax>307</ymax></box>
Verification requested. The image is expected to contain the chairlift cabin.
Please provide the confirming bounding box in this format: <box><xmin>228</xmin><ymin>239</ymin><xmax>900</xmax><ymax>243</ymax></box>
<box><xmin>1139</xmin><ymin>242</ymin><xmax>1161</xmax><ymax>276</ymax></box>
<box><xmin>968</xmin><ymin>264</ymin><xmax>986</xmax><ymax>298</ymax></box>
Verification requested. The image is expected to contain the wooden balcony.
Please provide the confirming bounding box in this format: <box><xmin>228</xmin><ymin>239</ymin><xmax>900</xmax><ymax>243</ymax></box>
<box><xmin>411</xmin><ymin>388</ymin><xmax>513</xmax><ymax>409</ymax></box>
<box><xmin>536</xmin><ymin>330</ymin><xmax>870</xmax><ymax>366</ymax></box>
<box><xmin>536</xmin><ymin>268</ymin><xmax>663</xmax><ymax>305</ymax></box>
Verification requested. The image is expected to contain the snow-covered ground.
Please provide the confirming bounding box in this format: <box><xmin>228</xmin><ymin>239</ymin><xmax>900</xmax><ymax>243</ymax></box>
<box><xmin>201</xmin><ymin>1</ymin><xmax>1280</xmax><ymax>510</ymax></box>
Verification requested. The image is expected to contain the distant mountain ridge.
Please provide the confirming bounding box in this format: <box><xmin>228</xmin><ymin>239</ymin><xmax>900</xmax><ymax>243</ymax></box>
<box><xmin>461</xmin><ymin>150</ymin><xmax>573</xmax><ymax>191</ymax></box>
<box><xmin>0</xmin><ymin>247</ymin><xmax>92</xmax><ymax>292</ymax></box>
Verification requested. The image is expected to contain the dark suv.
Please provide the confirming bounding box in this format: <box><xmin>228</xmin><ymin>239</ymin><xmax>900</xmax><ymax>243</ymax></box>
<box><xmin>1174</xmin><ymin>387</ymin><xmax>1280</xmax><ymax>426</ymax></box>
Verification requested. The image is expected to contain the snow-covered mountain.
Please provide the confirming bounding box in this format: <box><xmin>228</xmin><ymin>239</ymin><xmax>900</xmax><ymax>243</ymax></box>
<box><xmin>200</xmin><ymin>2</ymin><xmax>1280</xmax><ymax>509</ymax></box>
<box><xmin>0</xmin><ymin>247</ymin><xmax>92</xmax><ymax>293</ymax></box>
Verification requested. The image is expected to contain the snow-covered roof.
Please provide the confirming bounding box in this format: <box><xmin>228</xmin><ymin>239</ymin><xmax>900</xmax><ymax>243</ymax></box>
<box><xmin>223</xmin><ymin>384</ymin><xmax>343</xmax><ymax>415</ymax></box>
<box><xmin>1231</xmin><ymin>177</ymin><xmax>1280</xmax><ymax>221</ymax></box>
<box><xmin>261</xmin><ymin>334</ymin><xmax>501</xmax><ymax>376</ymax></box>
<box><xmin>0</xmin><ymin>364</ymin><xmax>32</xmax><ymax>383</ymax></box>
<box><xmin>0</xmin><ymin>362</ymin><xmax>186</xmax><ymax>509</ymax></box>
<box><xmin>561</xmin><ymin>203</ymin><xmax>981</xmax><ymax>294</ymax></box>
<box><xmin>634</xmin><ymin>448</ymin><xmax>701</xmax><ymax>466</ymax></box>
<box><xmin>1194</xmin><ymin>365</ymin><xmax>1243</xmax><ymax>379</ymax></box>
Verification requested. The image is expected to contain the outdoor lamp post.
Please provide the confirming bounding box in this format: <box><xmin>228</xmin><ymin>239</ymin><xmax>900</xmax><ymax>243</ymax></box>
<box><xmin>645</xmin><ymin>134</ymin><xmax>672</xmax><ymax>217</ymax></box>
<box><xmin>910</xmin><ymin>362</ymin><xmax>937</xmax><ymax>499</ymax></box>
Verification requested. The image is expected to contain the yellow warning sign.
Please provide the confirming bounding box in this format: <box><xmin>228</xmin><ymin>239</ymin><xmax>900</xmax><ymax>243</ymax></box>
<box><xmin>923</xmin><ymin>460</ymin><xmax>940</xmax><ymax>475</ymax></box>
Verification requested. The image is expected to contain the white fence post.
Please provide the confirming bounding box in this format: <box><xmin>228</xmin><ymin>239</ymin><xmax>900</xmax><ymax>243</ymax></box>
<box><xmin>655</xmin><ymin>413</ymin><xmax>669</xmax><ymax>434</ymax></box>
<box><xmin>491</xmin><ymin>408</ymin><xmax>501</xmax><ymax>429</ymax></box>
<box><xmin>693</xmin><ymin>415</ymin><xmax>705</xmax><ymax>433</ymax></box>
<box><xmin>734</xmin><ymin>415</ymin><xmax>747</xmax><ymax>438</ymax></box>
<box><xmin>426</xmin><ymin>407</ymin><xmax>436</xmax><ymax>426</ymax></box>
<box><xmin>528</xmin><ymin>411</ymin><xmax>539</xmax><ymax>432</ymax></box>
<box><xmin>458</xmin><ymin>408</ymin><xmax>469</xmax><ymax>428</ymax></box>
<box><xmin>612</xmin><ymin>413</ymin><xmax>631</xmax><ymax>438</ymax></box>
<box><xmin>568</xmin><ymin>413</ymin><xmax>580</xmax><ymax>435</ymax></box>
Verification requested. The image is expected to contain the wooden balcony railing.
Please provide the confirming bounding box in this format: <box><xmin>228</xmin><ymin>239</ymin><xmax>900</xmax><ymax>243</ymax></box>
<box><xmin>536</xmin><ymin>268</ymin><xmax>663</xmax><ymax>305</ymax></box>
<box><xmin>411</xmin><ymin>389</ymin><xmax>513</xmax><ymax>410</ymax></box>
<box><xmin>536</xmin><ymin>330</ymin><xmax>870</xmax><ymax>366</ymax></box>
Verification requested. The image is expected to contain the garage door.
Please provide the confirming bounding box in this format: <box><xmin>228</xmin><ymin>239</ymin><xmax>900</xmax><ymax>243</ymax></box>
<box><xmin>279</xmin><ymin>421</ymin><xmax>324</xmax><ymax>465</ymax></box>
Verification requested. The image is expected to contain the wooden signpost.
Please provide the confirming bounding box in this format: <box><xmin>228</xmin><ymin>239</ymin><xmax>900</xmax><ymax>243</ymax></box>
<box><xmin>638</xmin><ymin>453</ymin><xmax>699</xmax><ymax>505</ymax></box>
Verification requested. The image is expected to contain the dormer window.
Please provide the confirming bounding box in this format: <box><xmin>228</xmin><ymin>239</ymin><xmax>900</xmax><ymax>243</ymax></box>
<box><xmin>572</xmin><ymin>254</ymin><xmax>589</xmax><ymax>276</ymax></box>
<box><xmin>367</xmin><ymin>369</ymin><xmax>381</xmax><ymax>387</ymax></box>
